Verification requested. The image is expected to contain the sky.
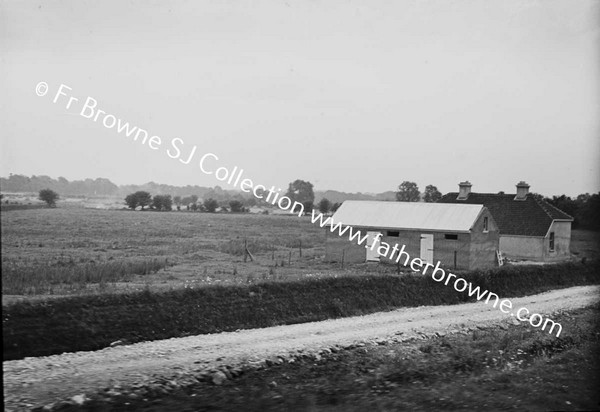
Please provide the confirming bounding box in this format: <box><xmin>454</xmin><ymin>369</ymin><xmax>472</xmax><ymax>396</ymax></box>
<box><xmin>1</xmin><ymin>0</ymin><xmax>599</xmax><ymax>197</ymax></box>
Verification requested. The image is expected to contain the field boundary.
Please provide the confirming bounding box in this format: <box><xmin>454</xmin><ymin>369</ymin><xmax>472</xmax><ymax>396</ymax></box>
<box><xmin>3</xmin><ymin>260</ymin><xmax>599</xmax><ymax>360</ymax></box>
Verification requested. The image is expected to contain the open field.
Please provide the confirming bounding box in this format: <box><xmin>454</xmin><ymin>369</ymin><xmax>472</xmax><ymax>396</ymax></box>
<box><xmin>570</xmin><ymin>229</ymin><xmax>600</xmax><ymax>261</ymax></box>
<box><xmin>1</xmin><ymin>208</ymin><xmax>339</xmax><ymax>300</ymax></box>
<box><xmin>2</xmin><ymin>207</ymin><xmax>598</xmax><ymax>302</ymax></box>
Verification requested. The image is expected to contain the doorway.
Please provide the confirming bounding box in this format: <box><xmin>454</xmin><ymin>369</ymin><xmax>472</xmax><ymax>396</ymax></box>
<box><xmin>366</xmin><ymin>231</ymin><xmax>382</xmax><ymax>262</ymax></box>
<box><xmin>420</xmin><ymin>234</ymin><xmax>434</xmax><ymax>264</ymax></box>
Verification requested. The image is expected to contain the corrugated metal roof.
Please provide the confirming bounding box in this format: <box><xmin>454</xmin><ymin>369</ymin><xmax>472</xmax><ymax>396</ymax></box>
<box><xmin>332</xmin><ymin>201</ymin><xmax>484</xmax><ymax>233</ymax></box>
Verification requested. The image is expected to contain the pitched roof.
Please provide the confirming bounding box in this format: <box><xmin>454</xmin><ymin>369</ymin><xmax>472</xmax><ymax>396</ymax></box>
<box><xmin>332</xmin><ymin>200</ymin><xmax>485</xmax><ymax>233</ymax></box>
<box><xmin>437</xmin><ymin>193</ymin><xmax>573</xmax><ymax>237</ymax></box>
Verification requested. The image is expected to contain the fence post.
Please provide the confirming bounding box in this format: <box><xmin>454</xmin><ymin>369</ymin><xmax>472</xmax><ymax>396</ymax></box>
<box><xmin>288</xmin><ymin>250</ymin><xmax>292</xmax><ymax>266</ymax></box>
<box><xmin>244</xmin><ymin>239</ymin><xmax>248</xmax><ymax>263</ymax></box>
<box><xmin>341</xmin><ymin>249</ymin><xmax>345</xmax><ymax>269</ymax></box>
<box><xmin>299</xmin><ymin>240</ymin><xmax>302</xmax><ymax>257</ymax></box>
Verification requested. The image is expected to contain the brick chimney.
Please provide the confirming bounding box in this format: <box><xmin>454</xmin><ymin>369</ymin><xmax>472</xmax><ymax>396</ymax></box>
<box><xmin>457</xmin><ymin>181</ymin><xmax>472</xmax><ymax>200</ymax></box>
<box><xmin>515</xmin><ymin>181</ymin><xmax>530</xmax><ymax>200</ymax></box>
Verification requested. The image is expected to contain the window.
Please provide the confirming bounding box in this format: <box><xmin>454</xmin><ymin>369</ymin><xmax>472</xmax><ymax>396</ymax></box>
<box><xmin>549</xmin><ymin>232</ymin><xmax>555</xmax><ymax>251</ymax></box>
<box><xmin>444</xmin><ymin>234</ymin><xmax>458</xmax><ymax>240</ymax></box>
<box><xmin>483</xmin><ymin>217</ymin><xmax>489</xmax><ymax>232</ymax></box>
<box><xmin>387</xmin><ymin>230</ymin><xmax>400</xmax><ymax>237</ymax></box>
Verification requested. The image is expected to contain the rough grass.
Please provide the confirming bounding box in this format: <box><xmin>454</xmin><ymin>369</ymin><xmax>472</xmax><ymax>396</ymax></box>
<box><xmin>3</xmin><ymin>260</ymin><xmax>599</xmax><ymax>361</ymax></box>
<box><xmin>1</xmin><ymin>259</ymin><xmax>171</xmax><ymax>295</ymax></box>
<box><xmin>2</xmin><ymin>208</ymin><xmax>597</xmax><ymax>301</ymax></box>
<box><xmin>1</xmin><ymin>208</ymin><xmax>328</xmax><ymax>298</ymax></box>
<box><xmin>0</xmin><ymin>204</ymin><xmax>47</xmax><ymax>212</ymax></box>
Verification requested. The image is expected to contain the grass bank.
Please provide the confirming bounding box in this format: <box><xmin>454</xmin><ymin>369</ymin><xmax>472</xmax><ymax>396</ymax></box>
<box><xmin>4</xmin><ymin>260</ymin><xmax>600</xmax><ymax>360</ymax></box>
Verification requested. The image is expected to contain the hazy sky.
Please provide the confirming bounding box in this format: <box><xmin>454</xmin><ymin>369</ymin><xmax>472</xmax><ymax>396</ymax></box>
<box><xmin>1</xmin><ymin>0</ymin><xmax>599</xmax><ymax>197</ymax></box>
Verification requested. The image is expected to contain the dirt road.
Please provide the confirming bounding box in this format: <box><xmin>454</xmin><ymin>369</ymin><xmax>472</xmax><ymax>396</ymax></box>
<box><xmin>4</xmin><ymin>285</ymin><xmax>599</xmax><ymax>410</ymax></box>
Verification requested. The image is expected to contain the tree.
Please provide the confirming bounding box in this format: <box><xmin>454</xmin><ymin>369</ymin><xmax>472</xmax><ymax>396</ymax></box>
<box><xmin>245</xmin><ymin>197</ymin><xmax>257</xmax><ymax>207</ymax></box>
<box><xmin>576</xmin><ymin>193</ymin><xmax>591</xmax><ymax>203</ymax></box>
<box><xmin>190</xmin><ymin>195</ymin><xmax>199</xmax><ymax>205</ymax></box>
<box><xmin>124</xmin><ymin>191</ymin><xmax>152</xmax><ymax>210</ymax></box>
<box><xmin>136</xmin><ymin>191</ymin><xmax>152</xmax><ymax>210</ymax></box>
<box><xmin>229</xmin><ymin>200</ymin><xmax>244</xmax><ymax>213</ymax></box>
<box><xmin>423</xmin><ymin>185</ymin><xmax>442</xmax><ymax>203</ymax></box>
<box><xmin>530</xmin><ymin>192</ymin><xmax>544</xmax><ymax>202</ymax></box>
<box><xmin>318</xmin><ymin>198</ymin><xmax>332</xmax><ymax>214</ymax></box>
<box><xmin>173</xmin><ymin>196</ymin><xmax>182</xmax><ymax>211</ymax></box>
<box><xmin>577</xmin><ymin>192</ymin><xmax>600</xmax><ymax>230</ymax></box>
<box><xmin>39</xmin><ymin>189</ymin><xmax>59</xmax><ymax>207</ymax></box>
<box><xmin>546</xmin><ymin>195</ymin><xmax>578</xmax><ymax>219</ymax></box>
<box><xmin>152</xmin><ymin>195</ymin><xmax>173</xmax><ymax>211</ymax></box>
<box><xmin>203</xmin><ymin>198</ymin><xmax>219</xmax><ymax>213</ymax></box>
<box><xmin>285</xmin><ymin>179</ymin><xmax>315</xmax><ymax>214</ymax></box>
<box><xmin>181</xmin><ymin>196</ymin><xmax>192</xmax><ymax>210</ymax></box>
<box><xmin>396</xmin><ymin>181</ymin><xmax>420</xmax><ymax>202</ymax></box>
<box><xmin>331</xmin><ymin>202</ymin><xmax>343</xmax><ymax>213</ymax></box>
<box><xmin>125</xmin><ymin>193</ymin><xmax>137</xmax><ymax>209</ymax></box>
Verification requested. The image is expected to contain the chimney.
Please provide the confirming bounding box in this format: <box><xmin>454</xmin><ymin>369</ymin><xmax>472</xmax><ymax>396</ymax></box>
<box><xmin>515</xmin><ymin>181</ymin><xmax>530</xmax><ymax>200</ymax></box>
<box><xmin>457</xmin><ymin>181</ymin><xmax>472</xmax><ymax>200</ymax></box>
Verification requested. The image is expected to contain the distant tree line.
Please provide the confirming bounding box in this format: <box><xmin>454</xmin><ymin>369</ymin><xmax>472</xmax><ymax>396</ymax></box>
<box><xmin>10</xmin><ymin>176</ymin><xmax>599</xmax><ymax>230</ymax></box>
<box><xmin>543</xmin><ymin>193</ymin><xmax>600</xmax><ymax>230</ymax></box>
<box><xmin>393</xmin><ymin>181</ymin><xmax>600</xmax><ymax>230</ymax></box>
<box><xmin>124</xmin><ymin>191</ymin><xmax>252</xmax><ymax>213</ymax></box>
<box><xmin>2</xmin><ymin>174</ymin><xmax>402</xmax><ymax>206</ymax></box>
<box><xmin>2</xmin><ymin>174</ymin><xmax>118</xmax><ymax>196</ymax></box>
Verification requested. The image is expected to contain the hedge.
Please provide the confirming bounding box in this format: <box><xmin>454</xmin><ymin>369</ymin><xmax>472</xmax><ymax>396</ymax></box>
<box><xmin>3</xmin><ymin>260</ymin><xmax>599</xmax><ymax>360</ymax></box>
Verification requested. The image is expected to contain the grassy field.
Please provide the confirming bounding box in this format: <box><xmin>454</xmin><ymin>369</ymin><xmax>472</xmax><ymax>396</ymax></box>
<box><xmin>2</xmin><ymin>207</ymin><xmax>598</xmax><ymax>302</ymax></box>
<box><xmin>1</xmin><ymin>208</ymin><xmax>336</xmax><ymax>299</ymax></box>
<box><xmin>570</xmin><ymin>229</ymin><xmax>600</xmax><ymax>261</ymax></box>
<box><xmin>58</xmin><ymin>305</ymin><xmax>600</xmax><ymax>411</ymax></box>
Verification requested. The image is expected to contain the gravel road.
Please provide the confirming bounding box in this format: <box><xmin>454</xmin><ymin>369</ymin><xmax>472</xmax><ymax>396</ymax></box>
<box><xmin>4</xmin><ymin>285</ymin><xmax>599</xmax><ymax>410</ymax></box>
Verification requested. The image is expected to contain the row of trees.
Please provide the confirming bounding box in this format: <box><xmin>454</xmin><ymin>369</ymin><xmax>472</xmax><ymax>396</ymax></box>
<box><xmin>545</xmin><ymin>193</ymin><xmax>600</xmax><ymax>230</ymax></box>
<box><xmin>123</xmin><ymin>179</ymin><xmax>320</xmax><ymax>214</ymax></box>
<box><xmin>314</xmin><ymin>181</ymin><xmax>439</xmax><ymax>215</ymax></box>
<box><xmin>124</xmin><ymin>191</ymin><xmax>248</xmax><ymax>213</ymax></box>
<box><xmin>395</xmin><ymin>181</ymin><xmax>442</xmax><ymax>202</ymax></box>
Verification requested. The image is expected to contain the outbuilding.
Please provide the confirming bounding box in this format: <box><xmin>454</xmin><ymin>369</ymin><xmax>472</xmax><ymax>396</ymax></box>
<box><xmin>438</xmin><ymin>181</ymin><xmax>573</xmax><ymax>262</ymax></box>
<box><xmin>325</xmin><ymin>200</ymin><xmax>500</xmax><ymax>270</ymax></box>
